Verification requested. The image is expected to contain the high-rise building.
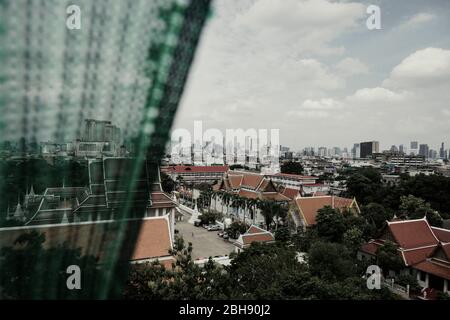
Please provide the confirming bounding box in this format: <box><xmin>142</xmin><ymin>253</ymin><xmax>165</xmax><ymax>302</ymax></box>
<box><xmin>390</xmin><ymin>145</ymin><xmax>398</xmax><ymax>152</ymax></box>
<box><xmin>318</xmin><ymin>147</ymin><xmax>327</xmax><ymax>157</ymax></box>
<box><xmin>429</xmin><ymin>149</ymin><xmax>437</xmax><ymax>160</ymax></box>
<box><xmin>360</xmin><ymin>141</ymin><xmax>379</xmax><ymax>159</ymax></box>
<box><xmin>419</xmin><ymin>144</ymin><xmax>429</xmax><ymax>158</ymax></box>
<box><xmin>399</xmin><ymin>144</ymin><xmax>405</xmax><ymax>154</ymax></box>
<box><xmin>352</xmin><ymin>143</ymin><xmax>360</xmax><ymax>159</ymax></box>
<box><xmin>440</xmin><ymin>142</ymin><xmax>445</xmax><ymax>159</ymax></box>
<box><xmin>410</xmin><ymin>141</ymin><xmax>419</xmax><ymax>155</ymax></box>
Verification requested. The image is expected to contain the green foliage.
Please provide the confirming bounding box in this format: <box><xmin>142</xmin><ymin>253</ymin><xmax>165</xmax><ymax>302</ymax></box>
<box><xmin>160</xmin><ymin>172</ymin><xmax>176</xmax><ymax>193</ymax></box>
<box><xmin>376</xmin><ymin>241</ymin><xmax>404</xmax><ymax>274</ymax></box>
<box><xmin>199</xmin><ymin>211</ymin><xmax>220</xmax><ymax>226</ymax></box>
<box><xmin>315</xmin><ymin>206</ymin><xmax>346</xmax><ymax>242</ymax></box>
<box><xmin>307</xmin><ymin>241</ymin><xmax>355</xmax><ymax>280</ymax></box>
<box><xmin>396</xmin><ymin>274</ymin><xmax>420</xmax><ymax>293</ymax></box>
<box><xmin>346</xmin><ymin>170</ymin><xmax>450</xmax><ymax>219</ymax></box>
<box><xmin>291</xmin><ymin>227</ymin><xmax>318</xmax><ymax>252</ymax></box>
<box><xmin>274</xmin><ymin>227</ymin><xmax>291</xmax><ymax>242</ymax></box>
<box><xmin>0</xmin><ymin>231</ymin><xmax>99</xmax><ymax>299</ymax></box>
<box><xmin>399</xmin><ymin>195</ymin><xmax>443</xmax><ymax>227</ymax></box>
<box><xmin>280</xmin><ymin>161</ymin><xmax>304</xmax><ymax>175</ymax></box>
<box><xmin>227</xmin><ymin>242</ymin><xmax>308</xmax><ymax>299</ymax></box>
<box><xmin>342</xmin><ymin>227</ymin><xmax>364</xmax><ymax>254</ymax></box>
<box><xmin>124</xmin><ymin>237</ymin><xmax>230</xmax><ymax>300</ymax></box>
<box><xmin>361</xmin><ymin>203</ymin><xmax>393</xmax><ymax>232</ymax></box>
<box><xmin>226</xmin><ymin>221</ymin><xmax>248</xmax><ymax>239</ymax></box>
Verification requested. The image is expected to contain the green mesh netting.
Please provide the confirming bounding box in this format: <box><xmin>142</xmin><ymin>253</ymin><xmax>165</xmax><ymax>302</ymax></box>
<box><xmin>0</xmin><ymin>0</ymin><xmax>211</xmax><ymax>299</ymax></box>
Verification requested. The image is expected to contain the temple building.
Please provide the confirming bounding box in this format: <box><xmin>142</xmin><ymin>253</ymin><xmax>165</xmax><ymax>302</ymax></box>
<box><xmin>5</xmin><ymin>158</ymin><xmax>176</xmax><ymax>227</ymax></box>
<box><xmin>288</xmin><ymin>195</ymin><xmax>360</xmax><ymax>230</ymax></box>
<box><xmin>359</xmin><ymin>217</ymin><xmax>450</xmax><ymax>298</ymax></box>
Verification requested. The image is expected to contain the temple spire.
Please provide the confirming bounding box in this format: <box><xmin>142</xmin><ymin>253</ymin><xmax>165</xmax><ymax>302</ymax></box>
<box><xmin>13</xmin><ymin>196</ymin><xmax>24</xmax><ymax>221</ymax></box>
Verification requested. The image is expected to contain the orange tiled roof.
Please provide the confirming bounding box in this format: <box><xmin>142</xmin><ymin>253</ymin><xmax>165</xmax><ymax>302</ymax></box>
<box><xmin>247</xmin><ymin>225</ymin><xmax>267</xmax><ymax>234</ymax></box>
<box><xmin>132</xmin><ymin>218</ymin><xmax>173</xmax><ymax>260</ymax></box>
<box><xmin>241</xmin><ymin>174</ymin><xmax>264</xmax><ymax>190</ymax></box>
<box><xmin>0</xmin><ymin>217</ymin><xmax>173</xmax><ymax>264</ymax></box>
<box><xmin>295</xmin><ymin>196</ymin><xmax>355</xmax><ymax>225</ymax></box>
<box><xmin>402</xmin><ymin>246</ymin><xmax>437</xmax><ymax>266</ymax></box>
<box><xmin>242</xmin><ymin>233</ymin><xmax>275</xmax><ymax>245</ymax></box>
<box><xmin>431</xmin><ymin>227</ymin><xmax>450</xmax><ymax>242</ymax></box>
<box><xmin>238</xmin><ymin>189</ymin><xmax>259</xmax><ymax>199</ymax></box>
<box><xmin>387</xmin><ymin>219</ymin><xmax>439</xmax><ymax>249</ymax></box>
<box><xmin>281</xmin><ymin>187</ymin><xmax>300</xmax><ymax>200</ymax></box>
<box><xmin>413</xmin><ymin>259</ymin><xmax>450</xmax><ymax>281</ymax></box>
<box><xmin>262</xmin><ymin>192</ymin><xmax>291</xmax><ymax>201</ymax></box>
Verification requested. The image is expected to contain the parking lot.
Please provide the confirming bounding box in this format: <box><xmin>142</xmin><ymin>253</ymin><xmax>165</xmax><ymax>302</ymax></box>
<box><xmin>175</xmin><ymin>216</ymin><xmax>235</xmax><ymax>260</ymax></box>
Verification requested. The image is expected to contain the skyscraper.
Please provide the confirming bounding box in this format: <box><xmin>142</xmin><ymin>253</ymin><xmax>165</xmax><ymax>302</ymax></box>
<box><xmin>352</xmin><ymin>143</ymin><xmax>360</xmax><ymax>159</ymax></box>
<box><xmin>410</xmin><ymin>141</ymin><xmax>419</xmax><ymax>155</ymax></box>
<box><xmin>419</xmin><ymin>144</ymin><xmax>429</xmax><ymax>158</ymax></box>
<box><xmin>440</xmin><ymin>142</ymin><xmax>445</xmax><ymax>159</ymax></box>
<box><xmin>360</xmin><ymin>141</ymin><xmax>379</xmax><ymax>159</ymax></box>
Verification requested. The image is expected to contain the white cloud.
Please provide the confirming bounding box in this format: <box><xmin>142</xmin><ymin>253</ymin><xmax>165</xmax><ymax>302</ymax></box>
<box><xmin>335</xmin><ymin>57</ymin><xmax>369</xmax><ymax>77</ymax></box>
<box><xmin>288</xmin><ymin>109</ymin><xmax>330</xmax><ymax>119</ymax></box>
<box><xmin>234</xmin><ymin>0</ymin><xmax>366</xmax><ymax>56</ymax></box>
<box><xmin>347</xmin><ymin>87</ymin><xmax>407</xmax><ymax>103</ymax></box>
<box><xmin>396</xmin><ymin>13</ymin><xmax>436</xmax><ymax>30</ymax></box>
<box><xmin>301</xmin><ymin>98</ymin><xmax>342</xmax><ymax>110</ymax></box>
<box><xmin>175</xmin><ymin>1</ymin><xmax>450</xmax><ymax>150</ymax></box>
<box><xmin>383</xmin><ymin>47</ymin><xmax>450</xmax><ymax>88</ymax></box>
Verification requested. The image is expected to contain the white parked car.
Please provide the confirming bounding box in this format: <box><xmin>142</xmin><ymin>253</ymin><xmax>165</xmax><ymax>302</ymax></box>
<box><xmin>207</xmin><ymin>224</ymin><xmax>222</xmax><ymax>231</ymax></box>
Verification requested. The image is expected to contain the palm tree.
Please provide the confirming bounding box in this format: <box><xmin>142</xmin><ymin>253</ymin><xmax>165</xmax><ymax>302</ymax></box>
<box><xmin>258</xmin><ymin>199</ymin><xmax>275</xmax><ymax>230</ymax></box>
<box><xmin>247</xmin><ymin>198</ymin><xmax>258</xmax><ymax>224</ymax></box>
<box><xmin>230</xmin><ymin>194</ymin><xmax>239</xmax><ymax>219</ymax></box>
<box><xmin>221</xmin><ymin>192</ymin><xmax>231</xmax><ymax>217</ymax></box>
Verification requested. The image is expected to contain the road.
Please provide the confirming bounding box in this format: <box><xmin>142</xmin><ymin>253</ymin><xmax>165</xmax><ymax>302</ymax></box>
<box><xmin>175</xmin><ymin>214</ymin><xmax>234</xmax><ymax>260</ymax></box>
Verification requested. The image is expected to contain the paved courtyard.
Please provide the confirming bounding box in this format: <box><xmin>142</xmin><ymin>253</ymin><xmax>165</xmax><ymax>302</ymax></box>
<box><xmin>175</xmin><ymin>214</ymin><xmax>234</xmax><ymax>260</ymax></box>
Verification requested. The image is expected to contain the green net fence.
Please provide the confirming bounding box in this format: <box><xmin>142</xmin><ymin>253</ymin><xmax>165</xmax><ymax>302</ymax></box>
<box><xmin>0</xmin><ymin>0</ymin><xmax>211</xmax><ymax>299</ymax></box>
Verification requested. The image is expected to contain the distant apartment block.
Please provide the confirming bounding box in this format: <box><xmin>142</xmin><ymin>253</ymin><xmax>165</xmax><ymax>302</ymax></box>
<box><xmin>164</xmin><ymin>165</ymin><xmax>229</xmax><ymax>185</ymax></box>
<box><xmin>265</xmin><ymin>173</ymin><xmax>318</xmax><ymax>190</ymax></box>
<box><xmin>75</xmin><ymin>119</ymin><xmax>124</xmax><ymax>158</ymax></box>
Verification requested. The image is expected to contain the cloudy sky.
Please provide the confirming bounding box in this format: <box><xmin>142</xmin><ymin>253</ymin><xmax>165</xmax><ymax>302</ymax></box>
<box><xmin>173</xmin><ymin>0</ymin><xmax>450</xmax><ymax>152</ymax></box>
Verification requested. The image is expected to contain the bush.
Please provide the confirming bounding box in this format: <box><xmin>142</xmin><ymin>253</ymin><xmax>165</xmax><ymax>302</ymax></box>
<box><xmin>226</xmin><ymin>221</ymin><xmax>248</xmax><ymax>239</ymax></box>
<box><xmin>396</xmin><ymin>273</ymin><xmax>420</xmax><ymax>293</ymax></box>
<box><xmin>199</xmin><ymin>211</ymin><xmax>219</xmax><ymax>225</ymax></box>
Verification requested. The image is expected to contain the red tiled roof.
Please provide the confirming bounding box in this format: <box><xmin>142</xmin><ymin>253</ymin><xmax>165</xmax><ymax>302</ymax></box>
<box><xmin>402</xmin><ymin>246</ymin><xmax>437</xmax><ymax>266</ymax></box>
<box><xmin>242</xmin><ymin>233</ymin><xmax>275</xmax><ymax>245</ymax></box>
<box><xmin>387</xmin><ymin>219</ymin><xmax>439</xmax><ymax>249</ymax></box>
<box><xmin>247</xmin><ymin>225</ymin><xmax>267</xmax><ymax>234</ymax></box>
<box><xmin>167</xmin><ymin>165</ymin><xmax>229</xmax><ymax>173</ymax></box>
<box><xmin>261</xmin><ymin>193</ymin><xmax>291</xmax><ymax>201</ymax></box>
<box><xmin>0</xmin><ymin>217</ymin><xmax>173</xmax><ymax>264</ymax></box>
<box><xmin>132</xmin><ymin>218</ymin><xmax>173</xmax><ymax>260</ymax></box>
<box><xmin>360</xmin><ymin>240</ymin><xmax>385</xmax><ymax>255</ymax></box>
<box><xmin>241</xmin><ymin>174</ymin><xmax>264</xmax><ymax>190</ymax></box>
<box><xmin>431</xmin><ymin>227</ymin><xmax>450</xmax><ymax>242</ymax></box>
<box><xmin>229</xmin><ymin>175</ymin><xmax>243</xmax><ymax>189</ymax></box>
<box><xmin>413</xmin><ymin>259</ymin><xmax>450</xmax><ymax>281</ymax></box>
<box><xmin>295</xmin><ymin>196</ymin><xmax>355</xmax><ymax>225</ymax></box>
<box><xmin>442</xmin><ymin>243</ymin><xmax>450</xmax><ymax>260</ymax></box>
<box><xmin>238</xmin><ymin>189</ymin><xmax>259</xmax><ymax>199</ymax></box>
<box><xmin>281</xmin><ymin>187</ymin><xmax>300</xmax><ymax>200</ymax></box>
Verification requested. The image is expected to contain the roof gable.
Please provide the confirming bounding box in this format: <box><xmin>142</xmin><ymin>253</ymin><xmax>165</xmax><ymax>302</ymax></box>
<box><xmin>387</xmin><ymin>218</ymin><xmax>439</xmax><ymax>249</ymax></box>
